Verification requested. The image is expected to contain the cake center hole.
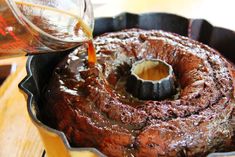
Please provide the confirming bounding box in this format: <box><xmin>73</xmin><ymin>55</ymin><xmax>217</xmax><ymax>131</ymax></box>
<box><xmin>126</xmin><ymin>59</ymin><xmax>175</xmax><ymax>100</ymax></box>
<box><xmin>133</xmin><ymin>60</ymin><xmax>170</xmax><ymax>81</ymax></box>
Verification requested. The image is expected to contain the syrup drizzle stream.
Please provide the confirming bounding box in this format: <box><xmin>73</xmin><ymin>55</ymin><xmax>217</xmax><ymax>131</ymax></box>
<box><xmin>87</xmin><ymin>40</ymin><xmax>96</xmax><ymax>64</ymax></box>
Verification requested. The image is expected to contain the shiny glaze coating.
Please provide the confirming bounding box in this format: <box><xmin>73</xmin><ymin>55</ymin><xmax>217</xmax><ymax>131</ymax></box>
<box><xmin>43</xmin><ymin>29</ymin><xmax>235</xmax><ymax>157</ymax></box>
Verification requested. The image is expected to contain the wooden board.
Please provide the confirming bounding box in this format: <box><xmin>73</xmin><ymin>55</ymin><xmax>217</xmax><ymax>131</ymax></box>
<box><xmin>0</xmin><ymin>57</ymin><xmax>44</xmax><ymax>157</ymax></box>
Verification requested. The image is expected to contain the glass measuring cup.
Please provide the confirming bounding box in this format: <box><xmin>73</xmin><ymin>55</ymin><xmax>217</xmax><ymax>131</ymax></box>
<box><xmin>0</xmin><ymin>0</ymin><xmax>94</xmax><ymax>58</ymax></box>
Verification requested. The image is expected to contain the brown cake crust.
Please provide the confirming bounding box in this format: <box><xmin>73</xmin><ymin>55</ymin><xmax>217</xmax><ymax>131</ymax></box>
<box><xmin>43</xmin><ymin>29</ymin><xmax>235</xmax><ymax>157</ymax></box>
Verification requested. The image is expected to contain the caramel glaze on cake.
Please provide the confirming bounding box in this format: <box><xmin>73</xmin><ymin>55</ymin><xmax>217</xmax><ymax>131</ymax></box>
<box><xmin>43</xmin><ymin>29</ymin><xmax>235</xmax><ymax>157</ymax></box>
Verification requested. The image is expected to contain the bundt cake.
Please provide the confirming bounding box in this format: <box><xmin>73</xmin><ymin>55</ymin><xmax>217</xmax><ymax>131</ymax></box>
<box><xmin>43</xmin><ymin>29</ymin><xmax>235</xmax><ymax>157</ymax></box>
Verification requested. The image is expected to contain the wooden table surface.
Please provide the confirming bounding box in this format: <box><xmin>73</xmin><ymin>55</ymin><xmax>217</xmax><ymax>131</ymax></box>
<box><xmin>0</xmin><ymin>0</ymin><xmax>235</xmax><ymax>157</ymax></box>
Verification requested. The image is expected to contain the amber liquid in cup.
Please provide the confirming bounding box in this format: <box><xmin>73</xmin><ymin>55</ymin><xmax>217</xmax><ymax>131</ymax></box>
<box><xmin>0</xmin><ymin>0</ymin><xmax>96</xmax><ymax>63</ymax></box>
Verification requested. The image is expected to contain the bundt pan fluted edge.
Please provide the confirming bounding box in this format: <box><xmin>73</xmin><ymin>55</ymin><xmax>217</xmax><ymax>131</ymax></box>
<box><xmin>19</xmin><ymin>12</ymin><xmax>235</xmax><ymax>157</ymax></box>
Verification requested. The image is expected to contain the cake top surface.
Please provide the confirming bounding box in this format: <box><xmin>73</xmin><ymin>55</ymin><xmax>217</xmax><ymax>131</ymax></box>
<box><xmin>52</xmin><ymin>28</ymin><xmax>234</xmax><ymax>120</ymax></box>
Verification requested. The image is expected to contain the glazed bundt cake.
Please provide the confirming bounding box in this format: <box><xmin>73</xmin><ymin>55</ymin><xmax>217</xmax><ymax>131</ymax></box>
<box><xmin>43</xmin><ymin>29</ymin><xmax>235</xmax><ymax>157</ymax></box>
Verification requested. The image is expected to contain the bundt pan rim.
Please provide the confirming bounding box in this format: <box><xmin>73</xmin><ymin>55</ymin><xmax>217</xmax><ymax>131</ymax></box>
<box><xmin>19</xmin><ymin>12</ymin><xmax>235</xmax><ymax>157</ymax></box>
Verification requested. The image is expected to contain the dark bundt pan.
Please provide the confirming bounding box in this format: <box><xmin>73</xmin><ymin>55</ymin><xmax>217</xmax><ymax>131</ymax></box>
<box><xmin>19</xmin><ymin>12</ymin><xmax>235</xmax><ymax>157</ymax></box>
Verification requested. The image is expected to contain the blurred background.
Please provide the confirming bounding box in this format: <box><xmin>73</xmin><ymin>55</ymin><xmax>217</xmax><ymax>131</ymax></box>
<box><xmin>92</xmin><ymin>0</ymin><xmax>235</xmax><ymax>31</ymax></box>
